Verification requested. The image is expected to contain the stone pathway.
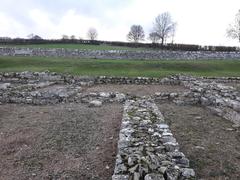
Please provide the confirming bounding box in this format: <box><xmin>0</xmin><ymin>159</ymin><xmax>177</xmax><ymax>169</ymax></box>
<box><xmin>112</xmin><ymin>97</ymin><xmax>195</xmax><ymax>180</ymax></box>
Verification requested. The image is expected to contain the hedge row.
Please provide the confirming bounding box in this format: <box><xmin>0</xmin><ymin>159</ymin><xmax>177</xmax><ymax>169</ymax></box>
<box><xmin>0</xmin><ymin>38</ymin><xmax>239</xmax><ymax>52</ymax></box>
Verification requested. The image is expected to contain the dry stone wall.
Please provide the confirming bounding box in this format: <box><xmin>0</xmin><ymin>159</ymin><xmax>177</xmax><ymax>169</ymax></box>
<box><xmin>1</xmin><ymin>72</ymin><xmax>240</xmax><ymax>122</ymax></box>
<box><xmin>112</xmin><ymin>97</ymin><xmax>195</xmax><ymax>180</ymax></box>
<box><xmin>1</xmin><ymin>47</ymin><xmax>240</xmax><ymax>60</ymax></box>
<box><xmin>1</xmin><ymin>71</ymin><xmax>240</xmax><ymax>86</ymax></box>
<box><xmin>155</xmin><ymin>75</ymin><xmax>240</xmax><ymax>126</ymax></box>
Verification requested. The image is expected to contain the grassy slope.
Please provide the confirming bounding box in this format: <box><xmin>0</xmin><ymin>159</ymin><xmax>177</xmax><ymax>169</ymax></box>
<box><xmin>0</xmin><ymin>43</ymin><xmax>146</xmax><ymax>51</ymax></box>
<box><xmin>0</xmin><ymin>56</ymin><xmax>239</xmax><ymax>77</ymax></box>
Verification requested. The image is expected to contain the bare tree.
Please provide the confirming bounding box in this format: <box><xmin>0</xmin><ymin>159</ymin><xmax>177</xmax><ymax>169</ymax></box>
<box><xmin>87</xmin><ymin>28</ymin><xmax>98</xmax><ymax>40</ymax></box>
<box><xmin>170</xmin><ymin>22</ymin><xmax>177</xmax><ymax>44</ymax></box>
<box><xmin>27</xmin><ymin>33</ymin><xmax>42</xmax><ymax>40</ymax></box>
<box><xmin>127</xmin><ymin>25</ymin><xmax>145</xmax><ymax>42</ymax></box>
<box><xmin>152</xmin><ymin>12</ymin><xmax>176</xmax><ymax>45</ymax></box>
<box><xmin>148</xmin><ymin>32</ymin><xmax>160</xmax><ymax>43</ymax></box>
<box><xmin>27</xmin><ymin>33</ymin><xmax>35</xmax><ymax>39</ymax></box>
<box><xmin>62</xmin><ymin>35</ymin><xmax>69</xmax><ymax>40</ymax></box>
<box><xmin>227</xmin><ymin>10</ymin><xmax>240</xmax><ymax>43</ymax></box>
<box><xmin>70</xmin><ymin>35</ymin><xmax>76</xmax><ymax>40</ymax></box>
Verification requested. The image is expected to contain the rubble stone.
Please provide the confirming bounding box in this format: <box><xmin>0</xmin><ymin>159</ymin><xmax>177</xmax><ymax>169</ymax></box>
<box><xmin>2</xmin><ymin>47</ymin><xmax>240</xmax><ymax>60</ymax></box>
<box><xmin>112</xmin><ymin>97</ymin><xmax>195</xmax><ymax>179</ymax></box>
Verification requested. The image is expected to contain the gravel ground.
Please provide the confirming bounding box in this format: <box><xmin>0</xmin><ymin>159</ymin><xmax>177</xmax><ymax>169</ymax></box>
<box><xmin>157</xmin><ymin>101</ymin><xmax>240</xmax><ymax>180</ymax></box>
<box><xmin>0</xmin><ymin>103</ymin><xmax>123</xmax><ymax>180</ymax></box>
<box><xmin>85</xmin><ymin>84</ymin><xmax>187</xmax><ymax>96</ymax></box>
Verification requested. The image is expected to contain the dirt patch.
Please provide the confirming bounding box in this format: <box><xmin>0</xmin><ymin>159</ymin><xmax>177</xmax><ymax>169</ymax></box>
<box><xmin>0</xmin><ymin>103</ymin><xmax>122</xmax><ymax>180</ymax></box>
<box><xmin>156</xmin><ymin>101</ymin><xmax>240</xmax><ymax>179</ymax></box>
<box><xmin>85</xmin><ymin>84</ymin><xmax>187</xmax><ymax>96</ymax></box>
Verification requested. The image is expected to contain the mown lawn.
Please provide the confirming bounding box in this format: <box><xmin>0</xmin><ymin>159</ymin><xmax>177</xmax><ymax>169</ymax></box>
<box><xmin>0</xmin><ymin>43</ymin><xmax>146</xmax><ymax>51</ymax></box>
<box><xmin>0</xmin><ymin>56</ymin><xmax>239</xmax><ymax>77</ymax></box>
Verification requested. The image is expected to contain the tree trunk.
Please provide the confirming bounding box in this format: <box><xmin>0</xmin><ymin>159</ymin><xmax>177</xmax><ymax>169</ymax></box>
<box><xmin>161</xmin><ymin>38</ymin><xmax>164</xmax><ymax>45</ymax></box>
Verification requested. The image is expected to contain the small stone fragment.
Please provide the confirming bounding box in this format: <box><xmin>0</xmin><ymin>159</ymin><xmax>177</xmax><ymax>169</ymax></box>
<box><xmin>165</xmin><ymin>166</ymin><xmax>180</xmax><ymax>180</ymax></box>
<box><xmin>144</xmin><ymin>173</ymin><xmax>164</xmax><ymax>180</ymax></box>
<box><xmin>181</xmin><ymin>168</ymin><xmax>195</xmax><ymax>178</ymax></box>
<box><xmin>112</xmin><ymin>175</ymin><xmax>129</xmax><ymax>180</ymax></box>
<box><xmin>89</xmin><ymin>100</ymin><xmax>102</xmax><ymax>107</ymax></box>
<box><xmin>133</xmin><ymin>172</ymin><xmax>140</xmax><ymax>180</ymax></box>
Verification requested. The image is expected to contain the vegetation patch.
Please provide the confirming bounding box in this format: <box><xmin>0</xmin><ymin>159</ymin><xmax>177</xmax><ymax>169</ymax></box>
<box><xmin>0</xmin><ymin>56</ymin><xmax>240</xmax><ymax>77</ymax></box>
<box><xmin>0</xmin><ymin>43</ymin><xmax>147</xmax><ymax>51</ymax></box>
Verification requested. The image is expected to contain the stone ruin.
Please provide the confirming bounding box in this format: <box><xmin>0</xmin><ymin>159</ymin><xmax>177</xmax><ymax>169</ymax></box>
<box><xmin>1</xmin><ymin>71</ymin><xmax>240</xmax><ymax>179</ymax></box>
<box><xmin>155</xmin><ymin>75</ymin><xmax>240</xmax><ymax>126</ymax></box>
<box><xmin>112</xmin><ymin>98</ymin><xmax>195</xmax><ymax>180</ymax></box>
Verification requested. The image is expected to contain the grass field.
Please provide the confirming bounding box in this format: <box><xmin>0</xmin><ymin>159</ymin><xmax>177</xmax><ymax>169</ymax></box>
<box><xmin>0</xmin><ymin>43</ymin><xmax>146</xmax><ymax>51</ymax></box>
<box><xmin>0</xmin><ymin>56</ymin><xmax>240</xmax><ymax>77</ymax></box>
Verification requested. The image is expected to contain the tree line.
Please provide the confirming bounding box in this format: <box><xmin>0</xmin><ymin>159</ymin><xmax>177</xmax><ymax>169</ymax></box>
<box><xmin>127</xmin><ymin>12</ymin><xmax>176</xmax><ymax>45</ymax></box>
<box><xmin>61</xmin><ymin>28</ymin><xmax>98</xmax><ymax>41</ymax></box>
<box><xmin>127</xmin><ymin>11</ymin><xmax>240</xmax><ymax>44</ymax></box>
<box><xmin>1</xmin><ymin>11</ymin><xmax>240</xmax><ymax>45</ymax></box>
<box><xmin>17</xmin><ymin>28</ymin><xmax>99</xmax><ymax>42</ymax></box>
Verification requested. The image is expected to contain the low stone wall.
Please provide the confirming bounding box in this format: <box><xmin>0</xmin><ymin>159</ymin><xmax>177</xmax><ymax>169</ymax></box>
<box><xmin>1</xmin><ymin>47</ymin><xmax>240</xmax><ymax>60</ymax></box>
<box><xmin>0</xmin><ymin>82</ymin><xmax>127</xmax><ymax>105</ymax></box>
<box><xmin>0</xmin><ymin>71</ymin><xmax>178</xmax><ymax>85</ymax></box>
<box><xmin>112</xmin><ymin>98</ymin><xmax>195</xmax><ymax>179</ymax></box>
<box><xmin>155</xmin><ymin>76</ymin><xmax>240</xmax><ymax>125</ymax></box>
<box><xmin>184</xmin><ymin>79</ymin><xmax>240</xmax><ymax>125</ymax></box>
<box><xmin>1</xmin><ymin>71</ymin><xmax>240</xmax><ymax>125</ymax></box>
<box><xmin>1</xmin><ymin>72</ymin><xmax>240</xmax><ymax>86</ymax></box>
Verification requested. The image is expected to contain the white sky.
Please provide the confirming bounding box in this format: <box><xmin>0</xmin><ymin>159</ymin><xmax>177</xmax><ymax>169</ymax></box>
<box><xmin>0</xmin><ymin>0</ymin><xmax>240</xmax><ymax>46</ymax></box>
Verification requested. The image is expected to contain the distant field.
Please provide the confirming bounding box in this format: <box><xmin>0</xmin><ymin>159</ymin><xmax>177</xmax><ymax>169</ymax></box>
<box><xmin>0</xmin><ymin>56</ymin><xmax>240</xmax><ymax>77</ymax></box>
<box><xmin>0</xmin><ymin>43</ymin><xmax>147</xmax><ymax>51</ymax></box>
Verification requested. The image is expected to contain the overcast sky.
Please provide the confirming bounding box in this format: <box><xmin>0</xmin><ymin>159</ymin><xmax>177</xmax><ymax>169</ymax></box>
<box><xmin>0</xmin><ymin>0</ymin><xmax>240</xmax><ymax>46</ymax></box>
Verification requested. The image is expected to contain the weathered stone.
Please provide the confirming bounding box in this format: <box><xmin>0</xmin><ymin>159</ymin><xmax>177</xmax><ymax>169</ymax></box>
<box><xmin>0</xmin><ymin>83</ymin><xmax>11</xmax><ymax>90</ymax></box>
<box><xmin>167</xmin><ymin>151</ymin><xmax>185</xmax><ymax>159</ymax></box>
<box><xmin>89</xmin><ymin>100</ymin><xmax>102</xmax><ymax>107</ymax></box>
<box><xmin>174</xmin><ymin>157</ymin><xmax>190</xmax><ymax>167</ymax></box>
<box><xmin>164</xmin><ymin>142</ymin><xmax>179</xmax><ymax>152</ymax></box>
<box><xmin>129</xmin><ymin>164</ymin><xmax>138</xmax><ymax>173</ymax></box>
<box><xmin>170</xmin><ymin>93</ymin><xmax>178</xmax><ymax>99</ymax></box>
<box><xmin>165</xmin><ymin>166</ymin><xmax>180</xmax><ymax>180</ymax></box>
<box><xmin>115</xmin><ymin>93</ymin><xmax>126</xmax><ymax>102</ymax></box>
<box><xmin>99</xmin><ymin>92</ymin><xmax>111</xmax><ymax>98</ymax></box>
<box><xmin>223</xmin><ymin>109</ymin><xmax>240</xmax><ymax>125</ymax></box>
<box><xmin>114</xmin><ymin>163</ymin><xmax>127</xmax><ymax>174</ymax></box>
<box><xmin>181</xmin><ymin>168</ymin><xmax>195</xmax><ymax>178</ymax></box>
<box><xmin>133</xmin><ymin>172</ymin><xmax>140</xmax><ymax>180</ymax></box>
<box><xmin>158</xmin><ymin>124</ymin><xmax>169</xmax><ymax>129</ymax></box>
<box><xmin>128</xmin><ymin>156</ymin><xmax>136</xmax><ymax>167</ymax></box>
<box><xmin>144</xmin><ymin>173</ymin><xmax>164</xmax><ymax>180</ymax></box>
<box><xmin>112</xmin><ymin>175</ymin><xmax>129</xmax><ymax>180</ymax></box>
<box><xmin>161</xmin><ymin>160</ymin><xmax>173</xmax><ymax>166</ymax></box>
<box><xmin>159</xmin><ymin>166</ymin><xmax>167</xmax><ymax>174</ymax></box>
<box><xmin>200</xmin><ymin>96</ymin><xmax>210</xmax><ymax>105</ymax></box>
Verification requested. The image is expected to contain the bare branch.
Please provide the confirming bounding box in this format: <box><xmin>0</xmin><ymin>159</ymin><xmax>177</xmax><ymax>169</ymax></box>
<box><xmin>87</xmin><ymin>28</ymin><xmax>98</xmax><ymax>40</ymax></box>
<box><xmin>148</xmin><ymin>32</ymin><xmax>160</xmax><ymax>43</ymax></box>
<box><xmin>152</xmin><ymin>12</ymin><xmax>176</xmax><ymax>45</ymax></box>
<box><xmin>227</xmin><ymin>10</ymin><xmax>240</xmax><ymax>42</ymax></box>
<box><xmin>127</xmin><ymin>25</ymin><xmax>145</xmax><ymax>42</ymax></box>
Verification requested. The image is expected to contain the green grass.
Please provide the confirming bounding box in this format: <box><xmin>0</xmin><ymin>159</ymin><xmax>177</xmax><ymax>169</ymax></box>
<box><xmin>0</xmin><ymin>43</ymin><xmax>147</xmax><ymax>51</ymax></box>
<box><xmin>0</xmin><ymin>56</ymin><xmax>239</xmax><ymax>77</ymax></box>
